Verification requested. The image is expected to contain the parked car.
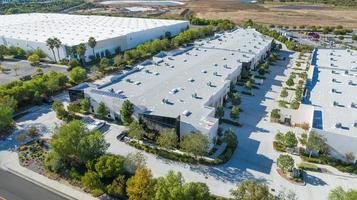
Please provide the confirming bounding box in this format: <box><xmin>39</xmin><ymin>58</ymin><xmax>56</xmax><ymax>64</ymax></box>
<box><xmin>117</xmin><ymin>131</ymin><xmax>128</xmax><ymax>141</ymax></box>
<box><xmin>95</xmin><ymin>122</ymin><xmax>106</xmax><ymax>130</ymax></box>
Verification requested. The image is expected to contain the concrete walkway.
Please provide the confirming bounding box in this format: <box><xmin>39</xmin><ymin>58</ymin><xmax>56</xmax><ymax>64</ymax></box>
<box><xmin>0</xmin><ymin>151</ymin><xmax>97</xmax><ymax>200</ymax></box>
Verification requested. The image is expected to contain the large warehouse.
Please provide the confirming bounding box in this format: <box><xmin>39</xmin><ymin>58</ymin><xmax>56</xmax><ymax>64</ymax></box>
<box><xmin>69</xmin><ymin>28</ymin><xmax>273</xmax><ymax>146</ymax></box>
<box><xmin>305</xmin><ymin>48</ymin><xmax>357</xmax><ymax>163</ymax></box>
<box><xmin>0</xmin><ymin>13</ymin><xmax>189</xmax><ymax>61</ymax></box>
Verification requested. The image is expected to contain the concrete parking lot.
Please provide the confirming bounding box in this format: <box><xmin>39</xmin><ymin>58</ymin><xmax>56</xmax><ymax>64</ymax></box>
<box><xmin>0</xmin><ymin>59</ymin><xmax>68</xmax><ymax>85</ymax></box>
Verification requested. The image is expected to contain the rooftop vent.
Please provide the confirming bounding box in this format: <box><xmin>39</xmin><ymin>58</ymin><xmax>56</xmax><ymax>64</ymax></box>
<box><xmin>154</xmin><ymin>72</ymin><xmax>160</xmax><ymax>75</ymax></box>
<box><xmin>345</xmin><ymin>70</ymin><xmax>349</xmax><ymax>75</ymax></box>
<box><xmin>335</xmin><ymin>123</ymin><xmax>342</xmax><ymax>128</ymax></box>
<box><xmin>192</xmin><ymin>93</ymin><xmax>198</xmax><ymax>99</ymax></box>
<box><xmin>202</xmin><ymin>70</ymin><xmax>207</xmax><ymax>74</ymax></box>
<box><xmin>162</xmin><ymin>98</ymin><xmax>169</xmax><ymax>104</ymax></box>
<box><xmin>170</xmin><ymin>88</ymin><xmax>179</xmax><ymax>94</ymax></box>
<box><xmin>353</xmin><ymin>121</ymin><xmax>357</xmax><ymax>128</ymax></box>
<box><xmin>134</xmin><ymin>81</ymin><xmax>141</xmax><ymax>85</ymax></box>
<box><xmin>332</xmin><ymin>78</ymin><xmax>336</xmax><ymax>82</ymax></box>
<box><xmin>188</xmin><ymin>78</ymin><xmax>195</xmax><ymax>82</ymax></box>
<box><xmin>214</xmin><ymin>63</ymin><xmax>218</xmax><ymax>67</ymax></box>
<box><xmin>351</xmin><ymin>103</ymin><xmax>356</xmax><ymax>108</ymax></box>
<box><xmin>333</xmin><ymin>101</ymin><xmax>339</xmax><ymax>106</ymax></box>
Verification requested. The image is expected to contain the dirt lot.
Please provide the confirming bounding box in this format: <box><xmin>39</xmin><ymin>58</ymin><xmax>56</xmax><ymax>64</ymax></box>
<box><xmin>184</xmin><ymin>1</ymin><xmax>357</xmax><ymax>28</ymax></box>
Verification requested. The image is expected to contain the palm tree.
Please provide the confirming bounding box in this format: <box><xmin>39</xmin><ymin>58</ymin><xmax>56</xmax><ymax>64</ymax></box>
<box><xmin>88</xmin><ymin>37</ymin><xmax>97</xmax><ymax>60</ymax></box>
<box><xmin>53</xmin><ymin>37</ymin><xmax>62</xmax><ymax>61</ymax></box>
<box><xmin>76</xmin><ymin>43</ymin><xmax>87</xmax><ymax>65</ymax></box>
<box><xmin>46</xmin><ymin>38</ymin><xmax>57</xmax><ymax>62</ymax></box>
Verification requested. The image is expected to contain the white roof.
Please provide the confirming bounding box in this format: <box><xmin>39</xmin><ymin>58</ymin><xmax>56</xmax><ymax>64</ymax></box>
<box><xmin>85</xmin><ymin>28</ymin><xmax>272</xmax><ymax>133</ymax></box>
<box><xmin>0</xmin><ymin>13</ymin><xmax>187</xmax><ymax>46</ymax></box>
<box><xmin>308</xmin><ymin>48</ymin><xmax>357</xmax><ymax>137</ymax></box>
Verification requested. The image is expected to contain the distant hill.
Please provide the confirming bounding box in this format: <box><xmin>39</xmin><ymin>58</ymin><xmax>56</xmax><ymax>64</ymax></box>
<box><xmin>259</xmin><ymin>0</ymin><xmax>357</xmax><ymax>7</ymax></box>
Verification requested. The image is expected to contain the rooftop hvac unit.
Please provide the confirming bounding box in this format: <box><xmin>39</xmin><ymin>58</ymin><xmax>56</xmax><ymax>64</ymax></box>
<box><xmin>182</xmin><ymin>110</ymin><xmax>191</xmax><ymax>117</ymax></box>
<box><xmin>345</xmin><ymin>70</ymin><xmax>349</xmax><ymax>75</ymax></box>
<box><xmin>351</xmin><ymin>103</ymin><xmax>356</xmax><ymax>108</ymax></box>
<box><xmin>349</xmin><ymin>80</ymin><xmax>354</xmax><ymax>85</ymax></box>
<box><xmin>332</xmin><ymin>78</ymin><xmax>336</xmax><ymax>82</ymax></box>
<box><xmin>333</xmin><ymin>101</ymin><xmax>338</xmax><ymax>106</ymax></box>
<box><xmin>192</xmin><ymin>93</ymin><xmax>198</xmax><ymax>99</ymax></box>
<box><xmin>335</xmin><ymin>123</ymin><xmax>342</xmax><ymax>128</ymax></box>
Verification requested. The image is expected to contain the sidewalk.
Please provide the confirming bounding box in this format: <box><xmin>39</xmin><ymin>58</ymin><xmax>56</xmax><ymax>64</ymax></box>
<box><xmin>0</xmin><ymin>151</ymin><xmax>97</xmax><ymax>200</ymax></box>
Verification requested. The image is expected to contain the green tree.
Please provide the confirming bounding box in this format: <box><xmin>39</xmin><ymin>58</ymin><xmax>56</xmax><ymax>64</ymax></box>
<box><xmin>284</xmin><ymin>131</ymin><xmax>298</xmax><ymax>148</ymax></box>
<box><xmin>81</xmin><ymin>170</ymin><xmax>104</xmax><ymax>195</ymax></box>
<box><xmin>88</xmin><ymin>37</ymin><xmax>97</xmax><ymax>60</ymax></box>
<box><xmin>277</xmin><ymin>154</ymin><xmax>294</xmax><ymax>173</ymax></box>
<box><xmin>95</xmin><ymin>154</ymin><xmax>125</xmax><ymax>179</ymax></box>
<box><xmin>114</xmin><ymin>55</ymin><xmax>125</xmax><ymax>67</ymax></box>
<box><xmin>180</xmin><ymin>133</ymin><xmax>209</xmax><ymax>157</ymax></box>
<box><xmin>286</xmin><ymin>78</ymin><xmax>294</xmax><ymax>87</ymax></box>
<box><xmin>27</xmin><ymin>54</ymin><xmax>40</xmax><ymax>66</ymax></box>
<box><xmin>68</xmin><ymin>60</ymin><xmax>79</xmax><ymax>70</ymax></box>
<box><xmin>52</xmin><ymin>101</ymin><xmax>68</xmax><ymax>120</ymax></box>
<box><xmin>231</xmin><ymin>92</ymin><xmax>241</xmax><ymax>106</ymax></box>
<box><xmin>329</xmin><ymin>187</ymin><xmax>357</xmax><ymax>200</ymax></box>
<box><xmin>280</xmin><ymin>88</ymin><xmax>288</xmax><ymax>98</ymax></box>
<box><xmin>53</xmin><ymin>37</ymin><xmax>62</xmax><ymax>61</ymax></box>
<box><xmin>245</xmin><ymin>80</ymin><xmax>253</xmax><ymax>92</ymax></box>
<box><xmin>157</xmin><ymin>129</ymin><xmax>178</xmax><ymax>149</ymax></box>
<box><xmin>231</xmin><ymin>180</ymin><xmax>275</xmax><ymax>200</ymax></box>
<box><xmin>215</xmin><ymin>105</ymin><xmax>224</xmax><ymax>119</ymax></box>
<box><xmin>76</xmin><ymin>43</ymin><xmax>86</xmax><ymax>65</ymax></box>
<box><xmin>126</xmin><ymin>168</ymin><xmax>155</xmax><ymax>200</ymax></box>
<box><xmin>106</xmin><ymin>175</ymin><xmax>126</xmax><ymax>198</ymax></box>
<box><xmin>124</xmin><ymin>152</ymin><xmax>146</xmax><ymax>174</ymax></box>
<box><xmin>80</xmin><ymin>98</ymin><xmax>91</xmax><ymax>113</ymax></box>
<box><xmin>96</xmin><ymin>102</ymin><xmax>108</xmax><ymax>119</ymax></box>
<box><xmin>230</xmin><ymin>105</ymin><xmax>240</xmax><ymax>120</ymax></box>
<box><xmin>182</xmin><ymin>182</ymin><xmax>210</xmax><ymax>200</ymax></box>
<box><xmin>128</xmin><ymin>121</ymin><xmax>145</xmax><ymax>140</ymax></box>
<box><xmin>69</xmin><ymin>67</ymin><xmax>87</xmax><ymax>84</ymax></box>
<box><xmin>49</xmin><ymin>120</ymin><xmax>108</xmax><ymax>166</ymax></box>
<box><xmin>0</xmin><ymin>106</ymin><xmax>14</xmax><ymax>133</ymax></box>
<box><xmin>0</xmin><ymin>95</ymin><xmax>17</xmax><ymax>111</ymax></box>
<box><xmin>46</xmin><ymin>38</ymin><xmax>57</xmax><ymax>62</ymax></box>
<box><xmin>120</xmin><ymin>100</ymin><xmax>134</xmax><ymax>125</ymax></box>
<box><xmin>352</xmin><ymin>35</ymin><xmax>357</xmax><ymax>41</ymax></box>
<box><xmin>99</xmin><ymin>57</ymin><xmax>109</xmax><ymax>72</ymax></box>
<box><xmin>154</xmin><ymin>171</ymin><xmax>184</xmax><ymax>200</ymax></box>
<box><xmin>306</xmin><ymin>131</ymin><xmax>328</xmax><ymax>157</ymax></box>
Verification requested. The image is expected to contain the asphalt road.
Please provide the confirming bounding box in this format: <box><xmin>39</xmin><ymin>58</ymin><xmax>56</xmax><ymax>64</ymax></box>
<box><xmin>0</xmin><ymin>169</ymin><xmax>67</xmax><ymax>200</ymax></box>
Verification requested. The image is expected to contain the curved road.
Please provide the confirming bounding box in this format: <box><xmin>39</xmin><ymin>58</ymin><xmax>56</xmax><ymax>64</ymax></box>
<box><xmin>0</xmin><ymin>169</ymin><xmax>67</xmax><ymax>200</ymax></box>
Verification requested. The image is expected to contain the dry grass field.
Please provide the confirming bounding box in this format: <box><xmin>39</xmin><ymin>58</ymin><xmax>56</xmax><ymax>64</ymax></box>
<box><xmin>184</xmin><ymin>0</ymin><xmax>357</xmax><ymax>28</ymax></box>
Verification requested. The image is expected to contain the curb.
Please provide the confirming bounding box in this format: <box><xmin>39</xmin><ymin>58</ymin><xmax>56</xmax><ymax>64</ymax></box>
<box><xmin>4</xmin><ymin>166</ymin><xmax>77</xmax><ymax>200</ymax></box>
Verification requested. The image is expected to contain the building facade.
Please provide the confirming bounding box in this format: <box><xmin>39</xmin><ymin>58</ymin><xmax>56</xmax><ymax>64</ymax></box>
<box><xmin>69</xmin><ymin>28</ymin><xmax>273</xmax><ymax>147</ymax></box>
<box><xmin>0</xmin><ymin>13</ymin><xmax>189</xmax><ymax>61</ymax></box>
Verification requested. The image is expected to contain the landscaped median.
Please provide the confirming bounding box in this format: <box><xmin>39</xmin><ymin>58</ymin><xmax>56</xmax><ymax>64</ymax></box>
<box><xmin>126</xmin><ymin>129</ymin><xmax>238</xmax><ymax>165</ymax></box>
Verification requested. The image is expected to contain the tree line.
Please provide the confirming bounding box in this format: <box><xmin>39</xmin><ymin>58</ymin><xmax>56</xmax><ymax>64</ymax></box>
<box><xmin>0</xmin><ymin>0</ymin><xmax>87</xmax><ymax>15</ymax></box>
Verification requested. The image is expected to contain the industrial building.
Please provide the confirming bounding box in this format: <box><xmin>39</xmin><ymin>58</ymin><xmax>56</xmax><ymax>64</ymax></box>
<box><xmin>304</xmin><ymin>48</ymin><xmax>357</xmax><ymax>163</ymax></box>
<box><xmin>69</xmin><ymin>28</ymin><xmax>273</xmax><ymax>146</ymax></box>
<box><xmin>0</xmin><ymin>13</ymin><xmax>189</xmax><ymax>61</ymax></box>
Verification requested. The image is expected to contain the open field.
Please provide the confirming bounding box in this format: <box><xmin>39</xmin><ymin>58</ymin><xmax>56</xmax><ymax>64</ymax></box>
<box><xmin>185</xmin><ymin>1</ymin><xmax>357</xmax><ymax>28</ymax></box>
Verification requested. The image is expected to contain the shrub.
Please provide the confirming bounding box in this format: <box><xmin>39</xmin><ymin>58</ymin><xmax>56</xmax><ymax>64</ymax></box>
<box><xmin>44</xmin><ymin>152</ymin><xmax>65</xmax><ymax>173</ymax></box>
<box><xmin>270</xmin><ymin>109</ymin><xmax>280</xmax><ymax>122</ymax></box>
<box><xmin>95</xmin><ymin>154</ymin><xmax>125</xmax><ymax>179</ymax></box>
<box><xmin>67</xmin><ymin>103</ymin><xmax>81</xmax><ymax>113</ymax></box>
<box><xmin>273</xmin><ymin>141</ymin><xmax>286</xmax><ymax>152</ymax></box>
<box><xmin>81</xmin><ymin>171</ymin><xmax>104</xmax><ymax>195</ymax></box>
<box><xmin>297</xmin><ymin>162</ymin><xmax>318</xmax><ymax>171</ymax></box>
<box><xmin>106</xmin><ymin>175</ymin><xmax>126</xmax><ymax>198</ymax></box>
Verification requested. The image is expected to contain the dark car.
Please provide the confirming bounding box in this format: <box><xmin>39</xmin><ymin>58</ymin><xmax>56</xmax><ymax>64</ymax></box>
<box><xmin>117</xmin><ymin>131</ymin><xmax>128</xmax><ymax>141</ymax></box>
